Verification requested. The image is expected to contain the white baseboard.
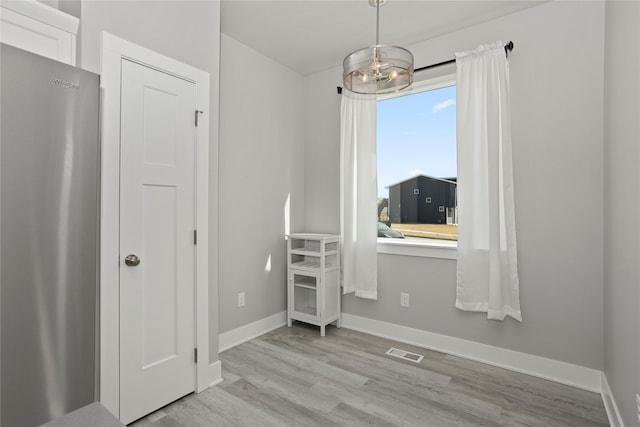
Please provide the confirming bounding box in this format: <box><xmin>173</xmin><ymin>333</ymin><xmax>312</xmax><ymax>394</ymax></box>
<box><xmin>196</xmin><ymin>359</ymin><xmax>222</xmax><ymax>393</ymax></box>
<box><xmin>218</xmin><ymin>311</ymin><xmax>287</xmax><ymax>353</ymax></box>
<box><xmin>601</xmin><ymin>372</ymin><xmax>625</xmax><ymax>427</ymax></box>
<box><xmin>207</xmin><ymin>360</ymin><xmax>223</xmax><ymax>388</ymax></box>
<box><xmin>341</xmin><ymin>313</ymin><xmax>602</xmax><ymax>393</ymax></box>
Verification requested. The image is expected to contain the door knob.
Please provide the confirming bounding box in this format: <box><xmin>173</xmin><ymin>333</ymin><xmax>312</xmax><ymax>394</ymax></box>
<box><xmin>124</xmin><ymin>254</ymin><xmax>141</xmax><ymax>267</ymax></box>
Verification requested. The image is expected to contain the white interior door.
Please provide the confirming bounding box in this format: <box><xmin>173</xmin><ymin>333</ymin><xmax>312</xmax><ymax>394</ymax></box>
<box><xmin>119</xmin><ymin>58</ymin><xmax>197</xmax><ymax>424</ymax></box>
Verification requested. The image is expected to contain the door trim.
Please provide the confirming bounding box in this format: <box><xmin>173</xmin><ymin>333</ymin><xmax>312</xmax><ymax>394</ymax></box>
<box><xmin>99</xmin><ymin>32</ymin><xmax>218</xmax><ymax>419</ymax></box>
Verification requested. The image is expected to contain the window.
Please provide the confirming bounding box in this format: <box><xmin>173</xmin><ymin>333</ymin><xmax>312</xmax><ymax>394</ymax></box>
<box><xmin>377</xmin><ymin>76</ymin><xmax>457</xmax><ymax>245</ymax></box>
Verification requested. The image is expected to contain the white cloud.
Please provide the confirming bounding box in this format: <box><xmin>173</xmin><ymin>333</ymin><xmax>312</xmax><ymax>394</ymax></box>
<box><xmin>409</xmin><ymin>168</ymin><xmax>424</xmax><ymax>176</ymax></box>
<box><xmin>432</xmin><ymin>99</ymin><xmax>455</xmax><ymax>113</ymax></box>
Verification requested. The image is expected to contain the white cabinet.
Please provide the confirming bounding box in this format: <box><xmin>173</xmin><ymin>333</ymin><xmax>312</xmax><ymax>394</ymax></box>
<box><xmin>287</xmin><ymin>233</ymin><xmax>341</xmax><ymax>336</ymax></box>
<box><xmin>0</xmin><ymin>0</ymin><xmax>79</xmax><ymax>65</ymax></box>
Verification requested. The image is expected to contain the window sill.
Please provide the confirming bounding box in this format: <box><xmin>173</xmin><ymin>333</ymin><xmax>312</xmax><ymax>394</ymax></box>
<box><xmin>377</xmin><ymin>238</ymin><xmax>457</xmax><ymax>260</ymax></box>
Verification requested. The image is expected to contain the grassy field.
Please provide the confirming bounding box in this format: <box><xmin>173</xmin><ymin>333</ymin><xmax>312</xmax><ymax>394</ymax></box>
<box><xmin>391</xmin><ymin>223</ymin><xmax>458</xmax><ymax>241</ymax></box>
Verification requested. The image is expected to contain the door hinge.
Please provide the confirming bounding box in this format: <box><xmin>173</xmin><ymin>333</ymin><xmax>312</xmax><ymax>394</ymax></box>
<box><xmin>193</xmin><ymin>229</ymin><xmax>197</xmax><ymax>245</ymax></box>
<box><xmin>194</xmin><ymin>348</ymin><xmax>198</xmax><ymax>363</ymax></box>
<box><xmin>194</xmin><ymin>110</ymin><xmax>203</xmax><ymax>127</ymax></box>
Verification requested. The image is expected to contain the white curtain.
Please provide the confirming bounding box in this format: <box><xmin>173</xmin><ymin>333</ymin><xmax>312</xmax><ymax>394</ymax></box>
<box><xmin>340</xmin><ymin>91</ymin><xmax>378</xmax><ymax>300</ymax></box>
<box><xmin>455</xmin><ymin>41</ymin><xmax>521</xmax><ymax>322</ymax></box>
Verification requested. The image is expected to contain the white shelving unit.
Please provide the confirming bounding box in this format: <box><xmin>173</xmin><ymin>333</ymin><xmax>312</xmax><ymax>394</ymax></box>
<box><xmin>287</xmin><ymin>233</ymin><xmax>341</xmax><ymax>337</ymax></box>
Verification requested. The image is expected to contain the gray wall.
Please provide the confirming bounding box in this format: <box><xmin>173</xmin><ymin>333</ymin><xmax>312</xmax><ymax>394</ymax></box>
<box><xmin>79</xmin><ymin>1</ymin><xmax>220</xmax><ymax>76</ymax></box>
<box><xmin>303</xmin><ymin>70</ymin><xmax>342</xmax><ymax>233</ymax></box>
<box><xmin>603</xmin><ymin>0</ymin><xmax>640</xmax><ymax>425</ymax></box>
<box><xmin>79</xmin><ymin>0</ymin><xmax>222</xmax><ymax>361</ymax></box>
<box><xmin>58</xmin><ymin>1</ymin><xmax>81</xmax><ymax>19</ymax></box>
<box><xmin>304</xmin><ymin>1</ymin><xmax>606</xmax><ymax>369</ymax></box>
<box><xmin>35</xmin><ymin>0</ymin><xmax>59</xmax><ymax>10</ymax></box>
<box><xmin>218</xmin><ymin>34</ymin><xmax>305</xmax><ymax>333</ymax></box>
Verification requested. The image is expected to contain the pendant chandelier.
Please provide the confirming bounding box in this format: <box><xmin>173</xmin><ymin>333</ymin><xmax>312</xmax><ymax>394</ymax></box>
<box><xmin>342</xmin><ymin>0</ymin><xmax>414</xmax><ymax>95</ymax></box>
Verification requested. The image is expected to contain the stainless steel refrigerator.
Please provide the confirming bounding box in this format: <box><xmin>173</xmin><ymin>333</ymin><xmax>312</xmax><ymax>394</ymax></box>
<box><xmin>1</xmin><ymin>43</ymin><xmax>100</xmax><ymax>427</ymax></box>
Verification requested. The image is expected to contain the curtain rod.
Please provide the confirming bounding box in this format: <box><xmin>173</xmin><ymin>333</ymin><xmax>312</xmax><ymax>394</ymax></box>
<box><xmin>337</xmin><ymin>41</ymin><xmax>514</xmax><ymax>95</ymax></box>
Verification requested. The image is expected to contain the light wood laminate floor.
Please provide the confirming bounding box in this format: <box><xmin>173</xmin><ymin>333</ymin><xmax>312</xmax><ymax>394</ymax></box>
<box><xmin>131</xmin><ymin>323</ymin><xmax>609</xmax><ymax>426</ymax></box>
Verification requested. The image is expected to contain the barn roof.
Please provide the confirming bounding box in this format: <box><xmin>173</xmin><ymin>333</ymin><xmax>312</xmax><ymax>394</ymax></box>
<box><xmin>385</xmin><ymin>174</ymin><xmax>457</xmax><ymax>189</ymax></box>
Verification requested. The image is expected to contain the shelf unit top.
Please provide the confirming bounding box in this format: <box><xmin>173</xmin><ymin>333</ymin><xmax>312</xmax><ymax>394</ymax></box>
<box><xmin>287</xmin><ymin>233</ymin><xmax>340</xmax><ymax>242</ymax></box>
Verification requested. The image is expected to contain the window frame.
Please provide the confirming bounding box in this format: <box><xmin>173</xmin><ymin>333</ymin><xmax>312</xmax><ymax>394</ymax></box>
<box><xmin>376</xmin><ymin>74</ymin><xmax>458</xmax><ymax>259</ymax></box>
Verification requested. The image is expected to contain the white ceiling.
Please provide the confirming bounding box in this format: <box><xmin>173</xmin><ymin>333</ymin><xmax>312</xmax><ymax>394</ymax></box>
<box><xmin>221</xmin><ymin>0</ymin><xmax>544</xmax><ymax>76</ymax></box>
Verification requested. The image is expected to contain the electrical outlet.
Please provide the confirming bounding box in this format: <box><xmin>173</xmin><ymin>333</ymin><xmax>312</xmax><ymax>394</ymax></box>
<box><xmin>400</xmin><ymin>292</ymin><xmax>410</xmax><ymax>307</ymax></box>
<box><xmin>238</xmin><ymin>292</ymin><xmax>245</xmax><ymax>307</ymax></box>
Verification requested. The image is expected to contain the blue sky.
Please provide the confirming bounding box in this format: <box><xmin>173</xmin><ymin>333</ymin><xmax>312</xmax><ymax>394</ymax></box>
<box><xmin>377</xmin><ymin>85</ymin><xmax>456</xmax><ymax>198</ymax></box>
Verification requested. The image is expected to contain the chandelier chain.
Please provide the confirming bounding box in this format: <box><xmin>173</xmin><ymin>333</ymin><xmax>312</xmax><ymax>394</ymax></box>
<box><xmin>376</xmin><ymin>0</ymin><xmax>380</xmax><ymax>46</ymax></box>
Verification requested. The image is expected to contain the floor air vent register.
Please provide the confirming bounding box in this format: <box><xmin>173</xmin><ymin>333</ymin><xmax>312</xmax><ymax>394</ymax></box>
<box><xmin>385</xmin><ymin>348</ymin><xmax>424</xmax><ymax>363</ymax></box>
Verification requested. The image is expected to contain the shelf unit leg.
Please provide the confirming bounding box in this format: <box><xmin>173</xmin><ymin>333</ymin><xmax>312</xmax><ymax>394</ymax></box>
<box><xmin>336</xmin><ymin>316</ymin><xmax>342</xmax><ymax>329</ymax></box>
<box><xmin>320</xmin><ymin>324</ymin><xmax>326</xmax><ymax>337</ymax></box>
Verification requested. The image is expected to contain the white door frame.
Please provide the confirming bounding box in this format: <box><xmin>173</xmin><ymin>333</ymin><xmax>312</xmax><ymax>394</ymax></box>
<box><xmin>99</xmin><ymin>32</ymin><xmax>219</xmax><ymax>418</ymax></box>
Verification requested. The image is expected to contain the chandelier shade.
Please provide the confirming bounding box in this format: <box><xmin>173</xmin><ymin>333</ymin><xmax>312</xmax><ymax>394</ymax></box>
<box><xmin>342</xmin><ymin>0</ymin><xmax>414</xmax><ymax>95</ymax></box>
<box><xmin>343</xmin><ymin>44</ymin><xmax>414</xmax><ymax>94</ymax></box>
